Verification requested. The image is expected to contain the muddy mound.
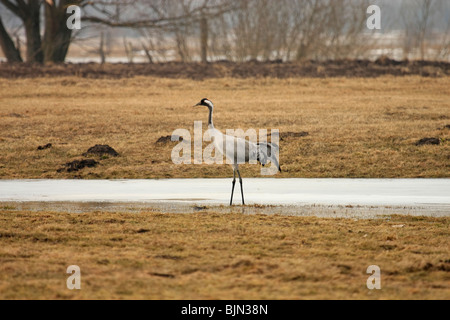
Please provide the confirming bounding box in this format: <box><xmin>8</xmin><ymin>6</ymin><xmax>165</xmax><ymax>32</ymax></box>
<box><xmin>83</xmin><ymin>145</ymin><xmax>119</xmax><ymax>157</ymax></box>
<box><xmin>156</xmin><ymin>135</ymin><xmax>181</xmax><ymax>145</ymax></box>
<box><xmin>37</xmin><ymin>143</ymin><xmax>52</xmax><ymax>150</ymax></box>
<box><xmin>57</xmin><ymin>144</ymin><xmax>117</xmax><ymax>174</ymax></box>
<box><xmin>415</xmin><ymin>138</ymin><xmax>440</xmax><ymax>146</ymax></box>
<box><xmin>375</xmin><ymin>55</ymin><xmax>403</xmax><ymax>66</ymax></box>
<box><xmin>58</xmin><ymin>159</ymin><xmax>99</xmax><ymax>173</ymax></box>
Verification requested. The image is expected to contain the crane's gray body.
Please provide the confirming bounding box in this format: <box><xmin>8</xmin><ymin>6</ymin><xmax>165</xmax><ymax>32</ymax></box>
<box><xmin>194</xmin><ymin>98</ymin><xmax>281</xmax><ymax>205</ymax></box>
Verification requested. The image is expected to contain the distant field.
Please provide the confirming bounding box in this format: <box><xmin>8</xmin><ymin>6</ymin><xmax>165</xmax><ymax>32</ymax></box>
<box><xmin>0</xmin><ymin>75</ymin><xmax>449</xmax><ymax>179</ymax></box>
<box><xmin>0</xmin><ymin>60</ymin><xmax>449</xmax><ymax>79</ymax></box>
<box><xmin>0</xmin><ymin>209</ymin><xmax>448</xmax><ymax>299</ymax></box>
<box><xmin>1</xmin><ymin>69</ymin><xmax>449</xmax><ymax>301</ymax></box>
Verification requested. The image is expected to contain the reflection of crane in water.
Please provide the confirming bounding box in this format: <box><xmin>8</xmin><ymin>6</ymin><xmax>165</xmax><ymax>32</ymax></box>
<box><xmin>193</xmin><ymin>98</ymin><xmax>281</xmax><ymax>206</ymax></box>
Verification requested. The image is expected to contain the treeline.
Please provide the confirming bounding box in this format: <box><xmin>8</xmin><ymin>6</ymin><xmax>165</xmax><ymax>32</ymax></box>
<box><xmin>0</xmin><ymin>0</ymin><xmax>449</xmax><ymax>64</ymax></box>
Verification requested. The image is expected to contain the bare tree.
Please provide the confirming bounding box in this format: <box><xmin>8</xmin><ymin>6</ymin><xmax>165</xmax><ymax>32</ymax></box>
<box><xmin>0</xmin><ymin>0</ymin><xmax>235</xmax><ymax>63</ymax></box>
<box><xmin>228</xmin><ymin>0</ymin><xmax>290</xmax><ymax>61</ymax></box>
<box><xmin>43</xmin><ymin>0</ymin><xmax>86</xmax><ymax>63</ymax></box>
<box><xmin>200</xmin><ymin>12</ymin><xmax>208</xmax><ymax>63</ymax></box>
<box><xmin>226</xmin><ymin>0</ymin><xmax>371</xmax><ymax>62</ymax></box>
<box><xmin>98</xmin><ymin>31</ymin><xmax>113</xmax><ymax>64</ymax></box>
<box><xmin>123</xmin><ymin>37</ymin><xmax>134</xmax><ymax>63</ymax></box>
<box><xmin>203</xmin><ymin>6</ymin><xmax>233</xmax><ymax>61</ymax></box>
<box><xmin>292</xmin><ymin>0</ymin><xmax>329</xmax><ymax>61</ymax></box>
<box><xmin>322</xmin><ymin>0</ymin><xmax>372</xmax><ymax>59</ymax></box>
<box><xmin>85</xmin><ymin>0</ymin><xmax>236</xmax><ymax>62</ymax></box>
<box><xmin>435</xmin><ymin>4</ymin><xmax>450</xmax><ymax>60</ymax></box>
<box><xmin>1</xmin><ymin>0</ymin><xmax>44</xmax><ymax>62</ymax></box>
<box><xmin>0</xmin><ymin>16</ymin><xmax>22</xmax><ymax>62</ymax></box>
<box><xmin>138</xmin><ymin>27</ymin><xmax>167</xmax><ymax>62</ymax></box>
<box><xmin>140</xmin><ymin>41</ymin><xmax>154</xmax><ymax>63</ymax></box>
<box><xmin>5</xmin><ymin>0</ymin><xmax>445</xmax><ymax>64</ymax></box>
<box><xmin>0</xmin><ymin>0</ymin><xmax>85</xmax><ymax>63</ymax></box>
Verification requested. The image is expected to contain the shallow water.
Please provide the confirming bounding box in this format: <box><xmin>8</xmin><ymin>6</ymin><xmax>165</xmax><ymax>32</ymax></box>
<box><xmin>0</xmin><ymin>179</ymin><xmax>449</xmax><ymax>218</ymax></box>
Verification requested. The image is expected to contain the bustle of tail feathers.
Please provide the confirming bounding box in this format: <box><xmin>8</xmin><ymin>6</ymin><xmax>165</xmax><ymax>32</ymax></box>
<box><xmin>256</xmin><ymin>142</ymin><xmax>281</xmax><ymax>173</ymax></box>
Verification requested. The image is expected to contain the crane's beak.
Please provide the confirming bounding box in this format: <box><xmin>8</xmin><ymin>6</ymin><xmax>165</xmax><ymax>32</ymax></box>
<box><xmin>193</xmin><ymin>102</ymin><xmax>201</xmax><ymax>107</ymax></box>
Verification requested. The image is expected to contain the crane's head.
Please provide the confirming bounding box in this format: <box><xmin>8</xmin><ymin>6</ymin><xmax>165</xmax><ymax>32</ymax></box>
<box><xmin>194</xmin><ymin>98</ymin><xmax>214</xmax><ymax>109</ymax></box>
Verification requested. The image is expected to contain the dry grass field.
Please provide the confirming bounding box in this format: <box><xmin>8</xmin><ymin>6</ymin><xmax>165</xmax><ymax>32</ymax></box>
<box><xmin>0</xmin><ymin>75</ymin><xmax>449</xmax><ymax>179</ymax></box>
<box><xmin>0</xmin><ymin>69</ymin><xmax>449</xmax><ymax>300</ymax></box>
<box><xmin>0</xmin><ymin>209</ymin><xmax>448</xmax><ymax>300</ymax></box>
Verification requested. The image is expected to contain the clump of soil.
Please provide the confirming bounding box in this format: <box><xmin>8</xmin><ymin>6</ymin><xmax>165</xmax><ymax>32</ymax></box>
<box><xmin>37</xmin><ymin>143</ymin><xmax>52</xmax><ymax>150</ymax></box>
<box><xmin>83</xmin><ymin>144</ymin><xmax>119</xmax><ymax>157</ymax></box>
<box><xmin>375</xmin><ymin>55</ymin><xmax>403</xmax><ymax>66</ymax></box>
<box><xmin>58</xmin><ymin>144</ymin><xmax>117</xmax><ymax>174</ymax></box>
<box><xmin>267</xmin><ymin>131</ymin><xmax>309</xmax><ymax>141</ymax></box>
<box><xmin>58</xmin><ymin>159</ymin><xmax>99</xmax><ymax>173</ymax></box>
<box><xmin>280</xmin><ymin>131</ymin><xmax>309</xmax><ymax>140</ymax></box>
<box><xmin>156</xmin><ymin>135</ymin><xmax>181</xmax><ymax>145</ymax></box>
<box><xmin>415</xmin><ymin>137</ymin><xmax>440</xmax><ymax>146</ymax></box>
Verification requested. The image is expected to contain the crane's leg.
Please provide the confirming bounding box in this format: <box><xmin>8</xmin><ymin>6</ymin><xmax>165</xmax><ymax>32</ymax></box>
<box><xmin>237</xmin><ymin>169</ymin><xmax>245</xmax><ymax>205</ymax></box>
<box><xmin>230</xmin><ymin>169</ymin><xmax>236</xmax><ymax>206</ymax></box>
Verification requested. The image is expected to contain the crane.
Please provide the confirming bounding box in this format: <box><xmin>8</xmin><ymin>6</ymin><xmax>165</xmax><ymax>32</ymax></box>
<box><xmin>193</xmin><ymin>98</ymin><xmax>281</xmax><ymax>205</ymax></box>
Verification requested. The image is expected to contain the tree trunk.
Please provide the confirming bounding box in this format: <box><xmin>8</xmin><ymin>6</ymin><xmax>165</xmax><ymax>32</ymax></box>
<box><xmin>99</xmin><ymin>32</ymin><xmax>106</xmax><ymax>64</ymax></box>
<box><xmin>23</xmin><ymin>1</ymin><xmax>43</xmax><ymax>63</ymax></box>
<box><xmin>141</xmin><ymin>42</ymin><xmax>153</xmax><ymax>64</ymax></box>
<box><xmin>200</xmin><ymin>15</ymin><xmax>208</xmax><ymax>63</ymax></box>
<box><xmin>43</xmin><ymin>2</ymin><xmax>73</xmax><ymax>63</ymax></box>
<box><xmin>0</xmin><ymin>17</ymin><xmax>22</xmax><ymax>62</ymax></box>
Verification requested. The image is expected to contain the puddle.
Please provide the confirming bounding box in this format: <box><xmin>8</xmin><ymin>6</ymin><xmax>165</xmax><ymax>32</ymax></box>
<box><xmin>0</xmin><ymin>179</ymin><xmax>449</xmax><ymax>218</ymax></box>
<box><xmin>1</xmin><ymin>201</ymin><xmax>448</xmax><ymax>218</ymax></box>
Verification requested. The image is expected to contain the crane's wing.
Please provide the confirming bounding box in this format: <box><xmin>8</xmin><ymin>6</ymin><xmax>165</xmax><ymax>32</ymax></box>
<box><xmin>256</xmin><ymin>142</ymin><xmax>281</xmax><ymax>172</ymax></box>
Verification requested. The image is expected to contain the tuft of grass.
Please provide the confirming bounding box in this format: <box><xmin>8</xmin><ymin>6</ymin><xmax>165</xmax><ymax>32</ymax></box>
<box><xmin>0</xmin><ymin>209</ymin><xmax>448</xmax><ymax>300</ymax></box>
<box><xmin>1</xmin><ymin>206</ymin><xmax>15</xmax><ymax>210</ymax></box>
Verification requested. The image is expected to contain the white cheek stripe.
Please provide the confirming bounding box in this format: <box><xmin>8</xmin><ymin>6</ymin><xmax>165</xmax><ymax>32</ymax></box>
<box><xmin>204</xmin><ymin>100</ymin><xmax>213</xmax><ymax>108</ymax></box>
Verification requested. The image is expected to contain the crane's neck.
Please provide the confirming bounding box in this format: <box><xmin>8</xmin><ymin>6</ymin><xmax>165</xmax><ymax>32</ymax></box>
<box><xmin>207</xmin><ymin>106</ymin><xmax>214</xmax><ymax>128</ymax></box>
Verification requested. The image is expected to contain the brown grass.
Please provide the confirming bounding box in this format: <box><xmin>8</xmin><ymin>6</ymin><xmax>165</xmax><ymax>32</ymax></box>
<box><xmin>0</xmin><ymin>76</ymin><xmax>449</xmax><ymax>179</ymax></box>
<box><xmin>0</xmin><ymin>209</ymin><xmax>448</xmax><ymax>300</ymax></box>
